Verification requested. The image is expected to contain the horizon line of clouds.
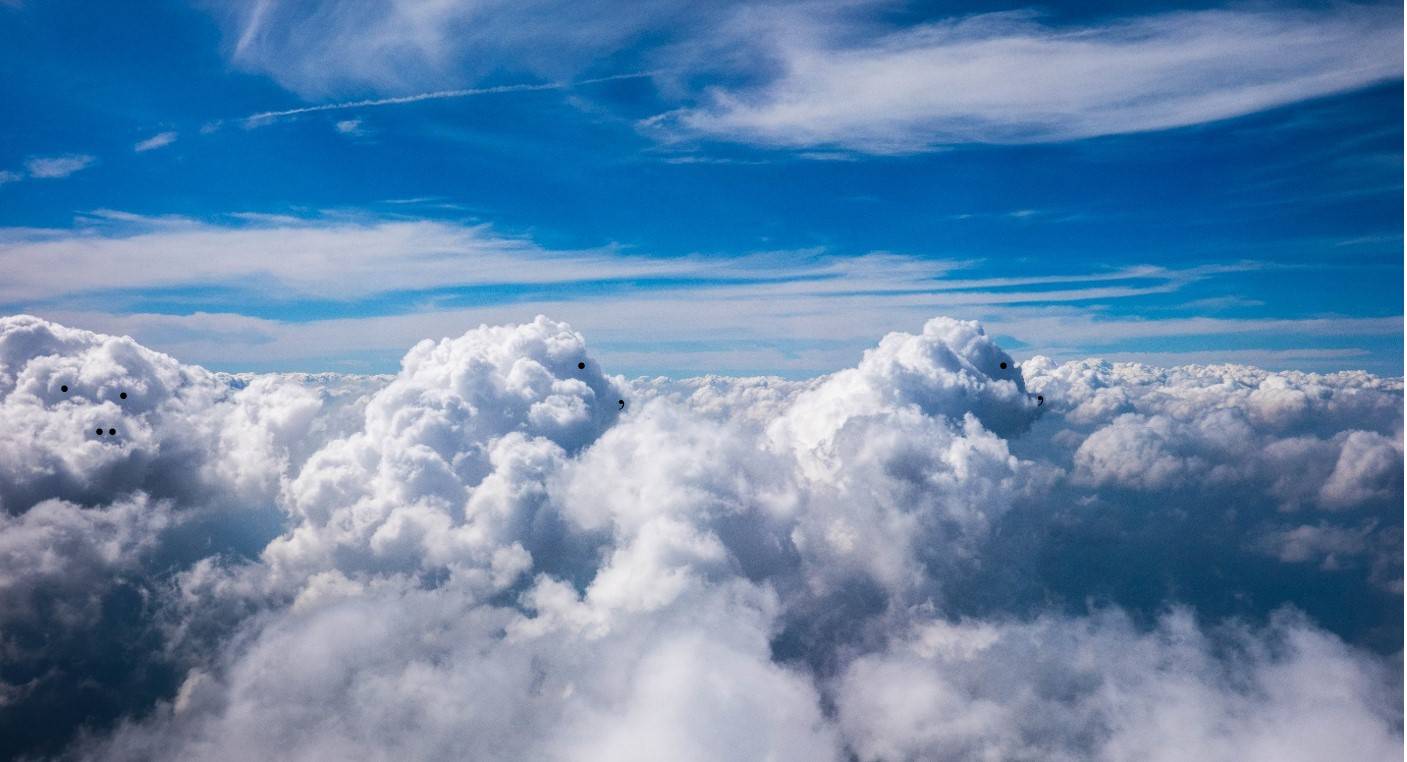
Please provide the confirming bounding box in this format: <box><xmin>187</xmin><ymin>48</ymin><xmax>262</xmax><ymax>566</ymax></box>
<box><xmin>31</xmin><ymin>303</ymin><xmax>1398</xmax><ymax>376</ymax></box>
<box><xmin>1</xmin><ymin>211</ymin><xmax>1399</xmax><ymax>375</ymax></box>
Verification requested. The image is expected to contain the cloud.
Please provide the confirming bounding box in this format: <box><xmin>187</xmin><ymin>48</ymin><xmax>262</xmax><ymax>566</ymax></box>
<box><xmin>658</xmin><ymin>5</ymin><xmax>1404</xmax><ymax>152</ymax></box>
<box><xmin>210</xmin><ymin>0</ymin><xmax>692</xmax><ymax>99</ymax></box>
<box><xmin>242</xmin><ymin>72</ymin><xmax>652</xmax><ymax>126</ymax></box>
<box><xmin>205</xmin><ymin>3</ymin><xmax>1402</xmax><ymax>152</ymax></box>
<box><xmin>24</xmin><ymin>154</ymin><xmax>96</xmax><ymax>179</ymax></box>
<box><xmin>134</xmin><ymin>132</ymin><xmax>179</xmax><ymax>152</ymax></box>
<box><xmin>2</xmin><ymin>154</ymin><xmax>98</xmax><ymax>188</ymax></box>
<box><xmin>833</xmin><ymin>608</ymin><xmax>1402</xmax><ymax>760</ymax></box>
<box><xmin>333</xmin><ymin>118</ymin><xmax>362</xmax><ymax>135</ymax></box>
<box><xmin>0</xmin><ymin>313</ymin><xmax>1398</xmax><ymax>759</ymax></box>
<box><xmin>7</xmin><ymin>214</ymin><xmax>1399</xmax><ymax>376</ymax></box>
<box><xmin>0</xmin><ymin>215</ymin><xmax>710</xmax><ymax>303</ymax></box>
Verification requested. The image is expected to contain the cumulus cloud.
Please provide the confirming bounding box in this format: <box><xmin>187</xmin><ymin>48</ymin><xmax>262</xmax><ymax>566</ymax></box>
<box><xmin>0</xmin><ymin>313</ymin><xmax>1398</xmax><ymax>760</ymax></box>
<box><xmin>834</xmin><ymin>608</ymin><xmax>1402</xmax><ymax>761</ymax></box>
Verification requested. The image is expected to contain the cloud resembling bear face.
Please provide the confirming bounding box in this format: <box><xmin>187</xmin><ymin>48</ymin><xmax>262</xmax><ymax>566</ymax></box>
<box><xmin>0</xmin><ymin>314</ymin><xmax>1399</xmax><ymax>760</ymax></box>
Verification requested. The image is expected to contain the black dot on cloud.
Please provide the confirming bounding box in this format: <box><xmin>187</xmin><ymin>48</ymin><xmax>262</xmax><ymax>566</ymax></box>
<box><xmin>577</xmin><ymin>362</ymin><xmax>585</xmax><ymax>370</ymax></box>
<box><xmin>120</xmin><ymin>392</ymin><xmax>127</xmax><ymax>399</ymax></box>
<box><xmin>108</xmin><ymin>428</ymin><xmax>116</xmax><ymax>436</ymax></box>
<box><xmin>96</xmin><ymin>428</ymin><xmax>103</xmax><ymax>435</ymax></box>
<box><xmin>61</xmin><ymin>385</ymin><xmax>69</xmax><ymax>392</ymax></box>
<box><xmin>1000</xmin><ymin>362</ymin><xmax>1008</xmax><ymax>370</ymax></box>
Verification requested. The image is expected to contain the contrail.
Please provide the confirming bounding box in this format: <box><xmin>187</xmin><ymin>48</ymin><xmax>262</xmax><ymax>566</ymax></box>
<box><xmin>242</xmin><ymin>72</ymin><xmax>656</xmax><ymax>126</ymax></box>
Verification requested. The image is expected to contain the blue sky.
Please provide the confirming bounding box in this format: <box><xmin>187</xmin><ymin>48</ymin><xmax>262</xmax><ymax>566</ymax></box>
<box><xmin>0</xmin><ymin>0</ymin><xmax>1402</xmax><ymax>376</ymax></box>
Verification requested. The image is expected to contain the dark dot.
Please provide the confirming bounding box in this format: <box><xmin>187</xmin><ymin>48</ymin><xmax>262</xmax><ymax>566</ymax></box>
<box><xmin>1037</xmin><ymin>395</ymin><xmax>1044</xmax><ymax>405</ymax></box>
<box><xmin>120</xmin><ymin>392</ymin><xmax>127</xmax><ymax>399</ymax></box>
<box><xmin>999</xmin><ymin>361</ymin><xmax>1008</xmax><ymax>369</ymax></box>
<box><xmin>577</xmin><ymin>362</ymin><xmax>585</xmax><ymax>370</ymax></box>
<box><xmin>617</xmin><ymin>399</ymin><xmax>625</xmax><ymax>409</ymax></box>
<box><xmin>61</xmin><ymin>385</ymin><xmax>69</xmax><ymax>392</ymax></box>
<box><xmin>96</xmin><ymin>428</ymin><xmax>104</xmax><ymax>435</ymax></box>
<box><xmin>109</xmin><ymin>428</ymin><xmax>116</xmax><ymax>436</ymax></box>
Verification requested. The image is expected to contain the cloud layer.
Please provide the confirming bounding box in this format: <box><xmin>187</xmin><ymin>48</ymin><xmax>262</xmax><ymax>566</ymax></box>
<box><xmin>207</xmin><ymin>2</ymin><xmax>1402</xmax><ymax>152</ymax></box>
<box><xmin>6</xmin><ymin>214</ymin><xmax>1400</xmax><ymax>376</ymax></box>
<box><xmin>0</xmin><ymin>313</ymin><xmax>1399</xmax><ymax>760</ymax></box>
<box><xmin>662</xmin><ymin>5</ymin><xmax>1404</xmax><ymax>151</ymax></box>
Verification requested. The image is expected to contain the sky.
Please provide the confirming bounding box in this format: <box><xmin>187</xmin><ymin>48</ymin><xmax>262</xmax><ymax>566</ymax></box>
<box><xmin>0</xmin><ymin>0</ymin><xmax>1402</xmax><ymax>377</ymax></box>
<box><xmin>0</xmin><ymin>4</ymin><xmax>1403</xmax><ymax>758</ymax></box>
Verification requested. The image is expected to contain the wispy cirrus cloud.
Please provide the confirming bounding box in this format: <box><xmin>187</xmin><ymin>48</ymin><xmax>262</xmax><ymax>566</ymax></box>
<box><xmin>207</xmin><ymin>2</ymin><xmax>1402</xmax><ymax>153</ymax></box>
<box><xmin>211</xmin><ymin>0</ymin><xmax>692</xmax><ymax>99</ymax></box>
<box><xmin>656</xmin><ymin>4</ymin><xmax>1403</xmax><ymax>152</ymax></box>
<box><xmin>240</xmin><ymin>71</ymin><xmax>654</xmax><ymax>127</ymax></box>
<box><xmin>133</xmin><ymin>131</ymin><xmax>178</xmax><ymax>152</ymax></box>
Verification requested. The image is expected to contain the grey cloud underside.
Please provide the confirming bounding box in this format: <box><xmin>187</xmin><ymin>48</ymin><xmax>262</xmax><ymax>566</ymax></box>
<box><xmin>0</xmin><ymin>313</ymin><xmax>1399</xmax><ymax>760</ymax></box>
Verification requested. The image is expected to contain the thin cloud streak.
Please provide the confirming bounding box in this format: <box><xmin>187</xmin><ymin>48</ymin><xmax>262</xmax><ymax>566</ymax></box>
<box><xmin>242</xmin><ymin>71</ymin><xmax>656</xmax><ymax>126</ymax></box>
<box><xmin>134</xmin><ymin>131</ymin><xmax>179</xmax><ymax>152</ymax></box>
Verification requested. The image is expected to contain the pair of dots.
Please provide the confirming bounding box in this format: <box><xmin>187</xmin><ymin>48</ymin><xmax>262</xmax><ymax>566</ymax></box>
<box><xmin>59</xmin><ymin>385</ymin><xmax>127</xmax><ymax>400</ymax></box>
<box><xmin>576</xmin><ymin>363</ymin><xmax>624</xmax><ymax>409</ymax></box>
<box><xmin>991</xmin><ymin>363</ymin><xmax>1044</xmax><ymax>405</ymax></box>
<box><xmin>96</xmin><ymin>427</ymin><xmax>117</xmax><ymax>436</ymax></box>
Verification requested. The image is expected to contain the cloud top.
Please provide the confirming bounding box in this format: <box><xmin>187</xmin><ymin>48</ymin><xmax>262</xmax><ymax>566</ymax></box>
<box><xmin>0</xmin><ymin>313</ymin><xmax>1398</xmax><ymax>759</ymax></box>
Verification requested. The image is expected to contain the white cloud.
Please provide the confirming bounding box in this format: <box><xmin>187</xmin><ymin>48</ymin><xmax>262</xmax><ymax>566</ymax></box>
<box><xmin>834</xmin><ymin>609</ymin><xmax>1402</xmax><ymax>760</ymax></box>
<box><xmin>23</xmin><ymin>153</ymin><xmax>96</xmax><ymax>179</ymax></box>
<box><xmin>0</xmin><ymin>170</ymin><xmax>21</xmax><ymax>185</ymax></box>
<box><xmin>333</xmin><ymin>118</ymin><xmax>362</xmax><ymax>135</ymax></box>
<box><xmin>243</xmin><ymin>73</ymin><xmax>653</xmax><ymax>126</ymax></box>
<box><xmin>0</xmin><ymin>216</ymin><xmax>714</xmax><ymax>303</ymax></box>
<box><xmin>207</xmin><ymin>3</ymin><xmax>1401</xmax><ymax>152</ymax></box>
<box><xmin>134</xmin><ymin>131</ymin><xmax>179</xmax><ymax>152</ymax></box>
<box><xmin>0</xmin><ymin>313</ymin><xmax>1399</xmax><ymax>758</ymax></box>
<box><xmin>659</xmin><ymin>5</ymin><xmax>1403</xmax><ymax>151</ymax></box>
<box><xmin>6</xmin><ymin>214</ymin><xmax>1399</xmax><ymax>376</ymax></box>
<box><xmin>211</xmin><ymin>0</ymin><xmax>692</xmax><ymax>99</ymax></box>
